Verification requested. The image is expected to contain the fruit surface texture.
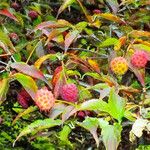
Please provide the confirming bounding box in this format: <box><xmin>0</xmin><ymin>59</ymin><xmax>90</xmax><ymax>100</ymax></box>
<box><xmin>131</xmin><ymin>51</ymin><xmax>148</xmax><ymax>68</ymax></box>
<box><xmin>35</xmin><ymin>88</ymin><xmax>55</xmax><ymax>111</ymax></box>
<box><xmin>17</xmin><ymin>89</ymin><xmax>31</xmax><ymax>108</ymax></box>
<box><xmin>110</xmin><ymin>57</ymin><xmax>128</xmax><ymax>75</ymax></box>
<box><xmin>61</xmin><ymin>83</ymin><xmax>78</xmax><ymax>102</ymax></box>
<box><xmin>28</xmin><ymin>10</ymin><xmax>38</xmax><ymax>20</ymax></box>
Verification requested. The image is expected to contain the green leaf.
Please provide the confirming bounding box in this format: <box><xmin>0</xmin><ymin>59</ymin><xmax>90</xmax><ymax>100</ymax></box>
<box><xmin>66</xmin><ymin>70</ymin><xmax>81</xmax><ymax>78</ymax></box>
<box><xmin>101</xmin><ymin>123</ymin><xmax>122</xmax><ymax>150</ymax></box>
<box><xmin>11</xmin><ymin>62</ymin><xmax>51</xmax><ymax>88</ymax></box>
<box><xmin>133</xmin><ymin>44</ymin><xmax>150</xmax><ymax>52</ymax></box>
<box><xmin>49</xmin><ymin>103</ymin><xmax>67</xmax><ymax>119</ymax></box>
<box><xmin>79</xmin><ymin>86</ymin><xmax>92</xmax><ymax>101</ymax></box>
<box><xmin>77</xmin><ymin>117</ymin><xmax>99</xmax><ymax>147</ymax></box>
<box><xmin>0</xmin><ymin>78</ymin><xmax>9</xmax><ymax>105</ymax></box>
<box><xmin>12</xmin><ymin>53</ymin><xmax>21</xmax><ymax>62</ymax></box>
<box><xmin>124</xmin><ymin>110</ymin><xmax>136</xmax><ymax>121</ymax></box>
<box><xmin>99</xmin><ymin>38</ymin><xmax>119</xmax><ymax>47</ymax></box>
<box><xmin>14</xmin><ymin>73</ymin><xmax>38</xmax><ymax>99</ymax></box>
<box><xmin>82</xmin><ymin>72</ymin><xmax>101</xmax><ymax>80</ymax></box>
<box><xmin>86</xmin><ymin>83</ymin><xmax>110</xmax><ymax>99</ymax></box>
<box><xmin>12</xmin><ymin>106</ymin><xmax>38</xmax><ymax>125</ymax></box>
<box><xmin>98</xmin><ymin>119</ymin><xmax>109</xmax><ymax>129</ymax></box>
<box><xmin>0</xmin><ymin>29</ymin><xmax>16</xmax><ymax>52</ymax></box>
<box><xmin>57</xmin><ymin>0</ymin><xmax>76</xmax><ymax>17</ymax></box>
<box><xmin>45</xmin><ymin>27</ymin><xmax>68</xmax><ymax>45</ymax></box>
<box><xmin>108</xmin><ymin>88</ymin><xmax>126</xmax><ymax>122</ymax></box>
<box><xmin>34</xmin><ymin>54</ymin><xmax>57</xmax><ymax>69</ymax></box>
<box><xmin>80</xmin><ymin>99</ymin><xmax>109</xmax><ymax>112</ymax></box>
<box><xmin>136</xmin><ymin>145</ymin><xmax>150</xmax><ymax>150</ymax></box>
<box><xmin>75</xmin><ymin>21</ymin><xmax>88</xmax><ymax>31</ymax></box>
<box><xmin>13</xmin><ymin>119</ymin><xmax>62</xmax><ymax>146</ymax></box>
<box><xmin>59</xmin><ymin>125</ymin><xmax>73</xmax><ymax>147</ymax></box>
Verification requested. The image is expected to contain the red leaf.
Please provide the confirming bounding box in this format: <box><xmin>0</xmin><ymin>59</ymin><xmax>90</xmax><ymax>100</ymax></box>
<box><xmin>64</xmin><ymin>30</ymin><xmax>80</xmax><ymax>52</ymax></box>
<box><xmin>0</xmin><ymin>9</ymin><xmax>18</xmax><ymax>22</ymax></box>
<box><xmin>35</xmin><ymin>20</ymin><xmax>72</xmax><ymax>31</ymax></box>
<box><xmin>11</xmin><ymin>62</ymin><xmax>51</xmax><ymax>88</ymax></box>
<box><xmin>53</xmin><ymin>77</ymin><xmax>65</xmax><ymax>98</ymax></box>
<box><xmin>129</xmin><ymin>63</ymin><xmax>145</xmax><ymax>86</ymax></box>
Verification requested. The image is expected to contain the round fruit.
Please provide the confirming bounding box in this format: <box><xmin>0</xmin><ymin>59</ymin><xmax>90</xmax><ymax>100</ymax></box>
<box><xmin>110</xmin><ymin>57</ymin><xmax>128</xmax><ymax>75</ymax></box>
<box><xmin>11</xmin><ymin>2</ymin><xmax>20</xmax><ymax>11</ymax></box>
<box><xmin>35</xmin><ymin>87</ymin><xmax>55</xmax><ymax>112</ymax></box>
<box><xmin>17</xmin><ymin>89</ymin><xmax>31</xmax><ymax>108</ymax></box>
<box><xmin>60</xmin><ymin>83</ymin><xmax>78</xmax><ymax>102</ymax></box>
<box><xmin>77</xmin><ymin>111</ymin><xmax>91</xmax><ymax>119</ymax></box>
<box><xmin>131</xmin><ymin>51</ymin><xmax>148</xmax><ymax>68</ymax></box>
<box><xmin>9</xmin><ymin>33</ymin><xmax>19</xmax><ymax>43</ymax></box>
<box><xmin>93</xmin><ymin>9</ymin><xmax>101</xmax><ymax>14</ymax></box>
<box><xmin>28</xmin><ymin>10</ymin><xmax>38</xmax><ymax>20</ymax></box>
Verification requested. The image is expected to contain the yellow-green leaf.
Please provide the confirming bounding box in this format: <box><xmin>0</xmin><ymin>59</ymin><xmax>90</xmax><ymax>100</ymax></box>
<box><xmin>57</xmin><ymin>0</ymin><xmax>76</xmax><ymax>17</ymax></box>
<box><xmin>14</xmin><ymin>73</ymin><xmax>38</xmax><ymax>99</ymax></box>
<box><xmin>34</xmin><ymin>54</ymin><xmax>57</xmax><ymax>69</ymax></box>
<box><xmin>0</xmin><ymin>78</ymin><xmax>9</xmax><ymax>105</ymax></box>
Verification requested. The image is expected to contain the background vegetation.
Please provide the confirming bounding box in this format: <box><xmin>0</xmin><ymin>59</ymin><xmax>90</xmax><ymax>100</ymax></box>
<box><xmin>0</xmin><ymin>0</ymin><xmax>150</xmax><ymax>150</ymax></box>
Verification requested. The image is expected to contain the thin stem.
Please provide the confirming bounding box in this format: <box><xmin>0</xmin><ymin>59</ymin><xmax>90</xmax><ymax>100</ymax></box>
<box><xmin>56</xmin><ymin>100</ymin><xmax>77</xmax><ymax>107</ymax></box>
<box><xmin>0</xmin><ymin>60</ymin><xmax>7</xmax><ymax>66</ymax></box>
<box><xmin>26</xmin><ymin>40</ymin><xmax>41</xmax><ymax>64</ymax></box>
<box><xmin>0</xmin><ymin>53</ymin><xmax>11</xmax><ymax>57</ymax></box>
<box><xmin>68</xmin><ymin>48</ymin><xmax>108</xmax><ymax>58</ymax></box>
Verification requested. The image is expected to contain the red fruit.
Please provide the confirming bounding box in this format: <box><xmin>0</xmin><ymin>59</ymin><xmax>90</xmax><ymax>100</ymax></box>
<box><xmin>131</xmin><ymin>51</ymin><xmax>148</xmax><ymax>68</ymax></box>
<box><xmin>93</xmin><ymin>9</ymin><xmax>101</xmax><ymax>14</ymax></box>
<box><xmin>35</xmin><ymin>87</ymin><xmax>55</xmax><ymax>112</ymax></box>
<box><xmin>62</xmin><ymin>31</ymin><xmax>68</xmax><ymax>38</ymax></box>
<box><xmin>9</xmin><ymin>33</ymin><xmax>19</xmax><ymax>43</ymax></box>
<box><xmin>60</xmin><ymin>83</ymin><xmax>78</xmax><ymax>102</ymax></box>
<box><xmin>17</xmin><ymin>89</ymin><xmax>31</xmax><ymax>108</ymax></box>
<box><xmin>110</xmin><ymin>57</ymin><xmax>128</xmax><ymax>75</ymax></box>
<box><xmin>77</xmin><ymin>111</ymin><xmax>91</xmax><ymax>118</ymax></box>
<box><xmin>52</xmin><ymin>66</ymin><xmax>62</xmax><ymax>87</ymax></box>
<box><xmin>11</xmin><ymin>2</ymin><xmax>20</xmax><ymax>11</ymax></box>
<box><xmin>28</xmin><ymin>10</ymin><xmax>38</xmax><ymax>20</ymax></box>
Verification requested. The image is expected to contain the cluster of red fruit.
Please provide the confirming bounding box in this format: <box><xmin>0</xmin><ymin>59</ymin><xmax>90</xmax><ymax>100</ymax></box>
<box><xmin>18</xmin><ymin>83</ymin><xmax>78</xmax><ymax>111</ymax></box>
<box><xmin>110</xmin><ymin>50</ymin><xmax>148</xmax><ymax>75</ymax></box>
<box><xmin>11</xmin><ymin>2</ymin><xmax>38</xmax><ymax>20</ymax></box>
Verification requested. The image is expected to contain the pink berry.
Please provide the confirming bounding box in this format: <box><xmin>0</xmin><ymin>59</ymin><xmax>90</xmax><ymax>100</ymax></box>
<box><xmin>93</xmin><ymin>9</ymin><xmax>101</xmax><ymax>14</ymax></box>
<box><xmin>35</xmin><ymin>87</ymin><xmax>55</xmax><ymax>112</ymax></box>
<box><xmin>131</xmin><ymin>51</ymin><xmax>148</xmax><ymax>68</ymax></box>
<box><xmin>28</xmin><ymin>10</ymin><xmax>38</xmax><ymax>20</ymax></box>
<box><xmin>60</xmin><ymin>84</ymin><xmax>78</xmax><ymax>102</ymax></box>
<box><xmin>77</xmin><ymin>111</ymin><xmax>91</xmax><ymax>119</ymax></box>
<box><xmin>11</xmin><ymin>2</ymin><xmax>21</xmax><ymax>11</ymax></box>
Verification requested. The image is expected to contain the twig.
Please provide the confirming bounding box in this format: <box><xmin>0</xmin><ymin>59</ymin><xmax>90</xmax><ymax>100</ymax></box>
<box><xmin>0</xmin><ymin>53</ymin><xmax>11</xmax><ymax>57</ymax></box>
<box><xmin>0</xmin><ymin>60</ymin><xmax>7</xmax><ymax>66</ymax></box>
<box><xmin>26</xmin><ymin>40</ymin><xmax>42</xmax><ymax>64</ymax></box>
<box><xmin>44</xmin><ymin>74</ymin><xmax>101</xmax><ymax>94</ymax></box>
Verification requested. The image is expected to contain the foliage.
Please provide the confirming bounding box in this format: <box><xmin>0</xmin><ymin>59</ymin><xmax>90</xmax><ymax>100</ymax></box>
<box><xmin>0</xmin><ymin>0</ymin><xmax>150</xmax><ymax>149</ymax></box>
